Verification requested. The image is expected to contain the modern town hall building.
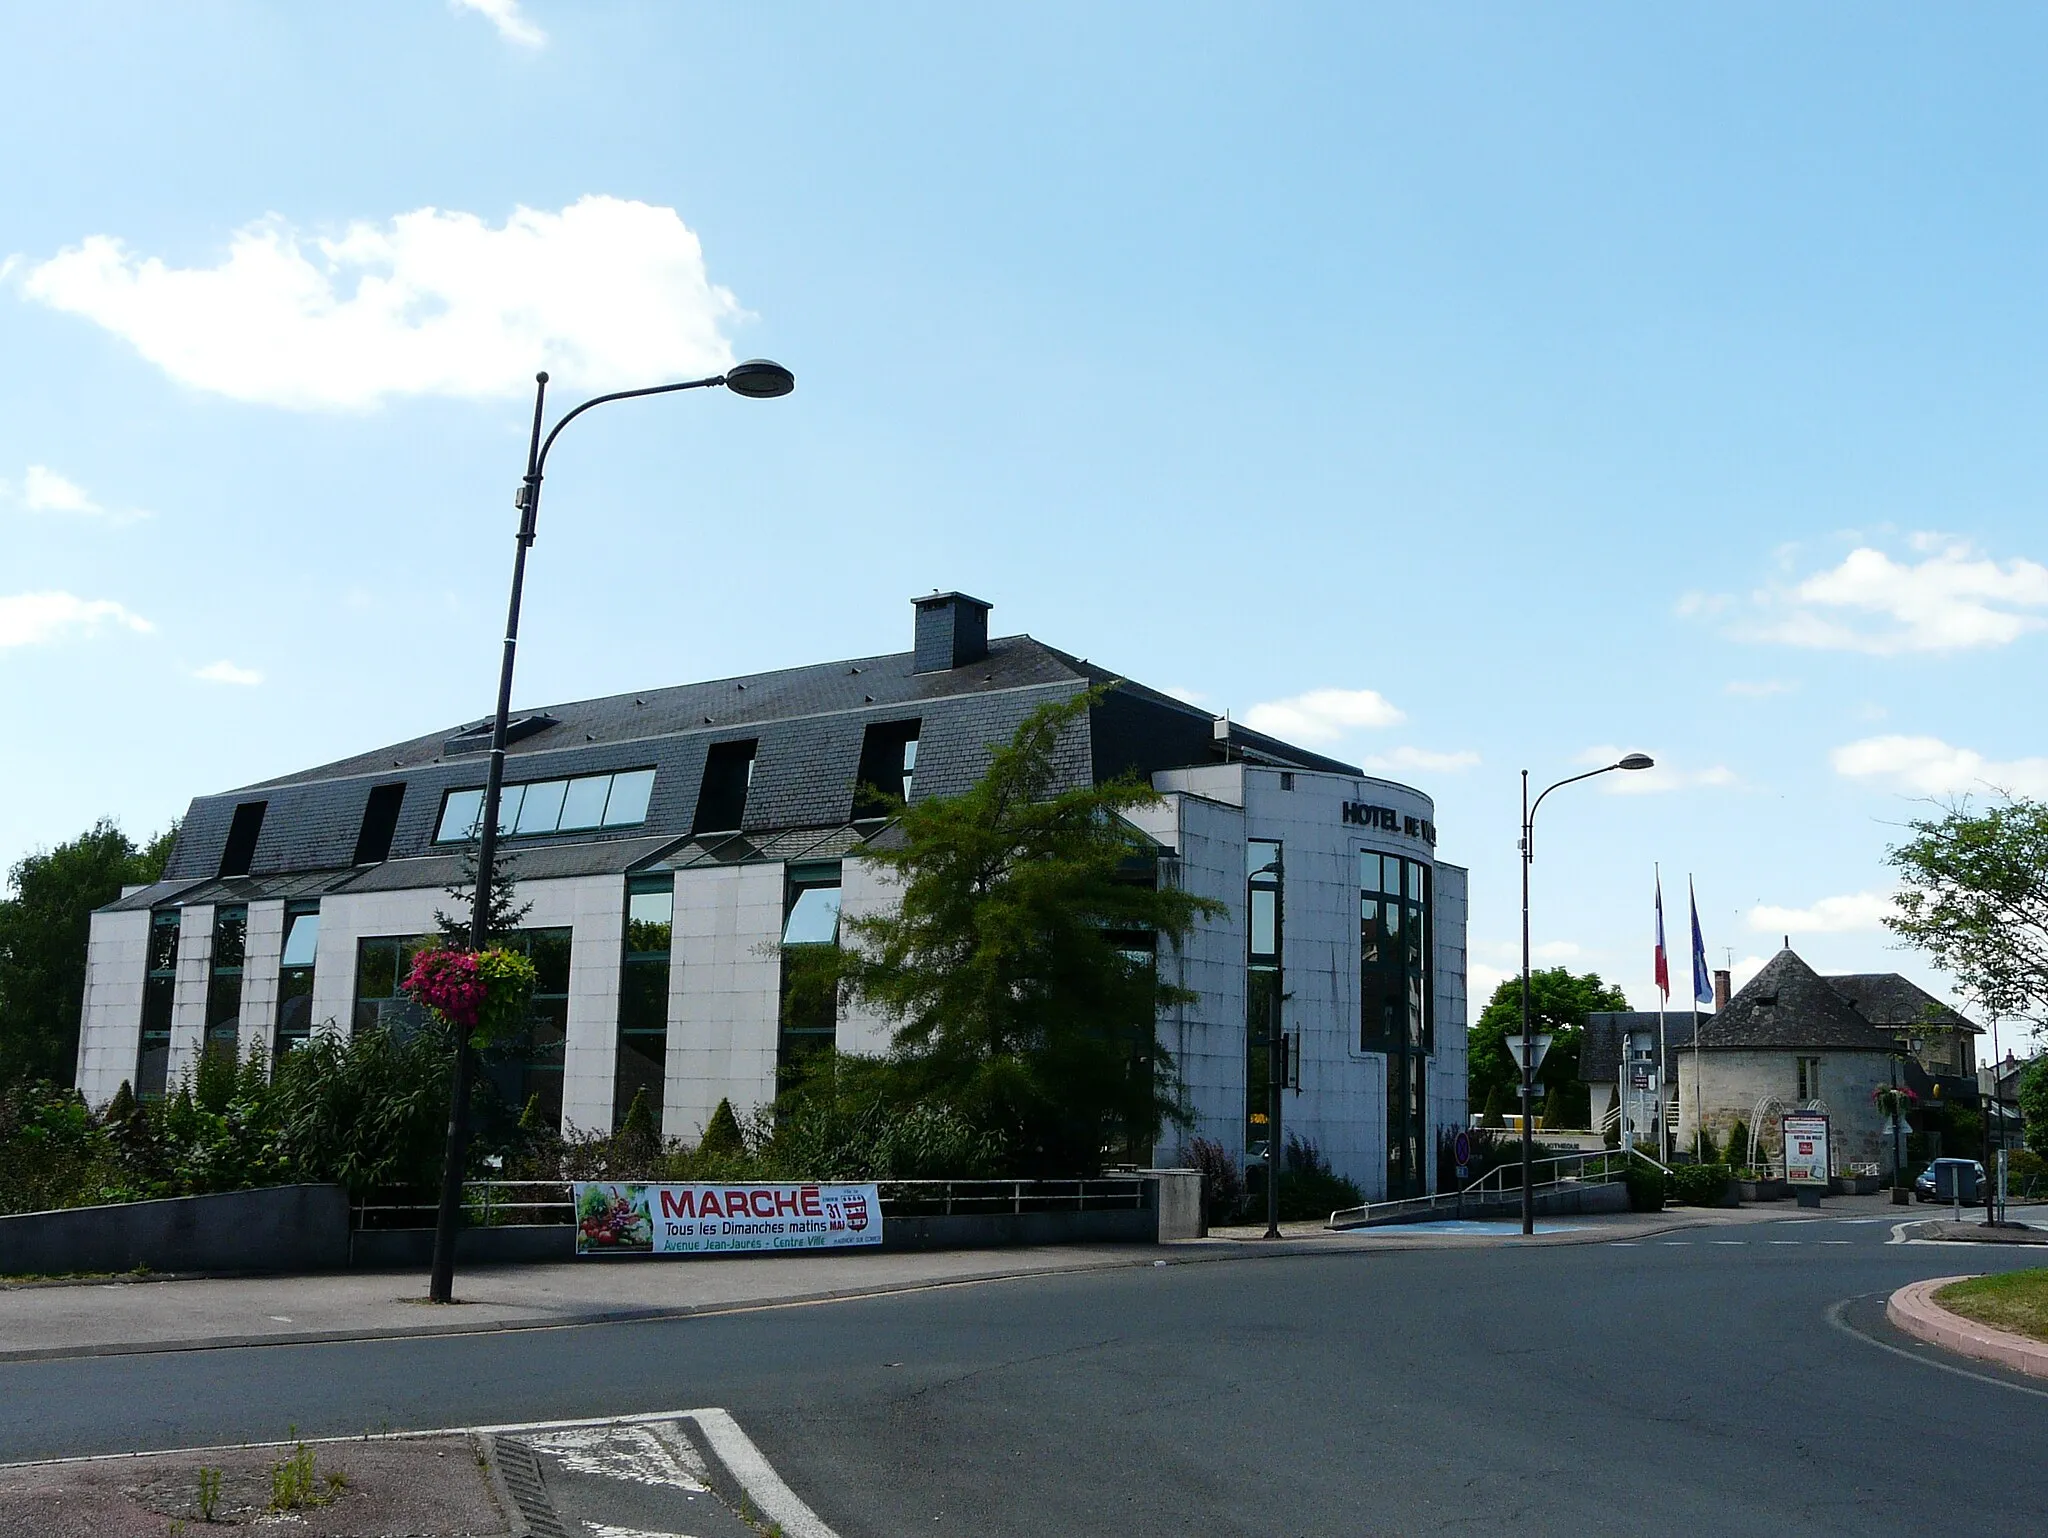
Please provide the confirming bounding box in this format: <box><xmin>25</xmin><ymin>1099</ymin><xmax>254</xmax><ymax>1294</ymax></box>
<box><xmin>76</xmin><ymin>594</ymin><xmax>1469</xmax><ymax>1199</ymax></box>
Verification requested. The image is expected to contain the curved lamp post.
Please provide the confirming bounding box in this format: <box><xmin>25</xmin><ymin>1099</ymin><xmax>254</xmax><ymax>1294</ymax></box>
<box><xmin>1517</xmin><ymin>752</ymin><xmax>1653</xmax><ymax>1237</ymax></box>
<box><xmin>429</xmin><ymin>360</ymin><xmax>795</xmax><ymax>1305</ymax></box>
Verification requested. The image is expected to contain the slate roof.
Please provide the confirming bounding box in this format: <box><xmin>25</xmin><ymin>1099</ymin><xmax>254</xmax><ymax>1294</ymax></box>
<box><xmin>1581</xmin><ymin>1011</ymin><xmax>1705</xmax><ymax>1082</ymax></box>
<box><xmin>1825</xmin><ymin>973</ymin><xmax>1981</xmax><ymax>1035</ymax></box>
<box><xmin>1693</xmin><ymin>950</ymin><xmax>1896</xmax><ymax>1052</ymax></box>
<box><xmin>147</xmin><ymin>614</ymin><xmax>1376</xmax><ymax>888</ymax></box>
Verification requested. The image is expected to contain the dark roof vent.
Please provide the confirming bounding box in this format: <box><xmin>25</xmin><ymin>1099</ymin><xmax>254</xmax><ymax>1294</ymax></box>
<box><xmin>444</xmin><ymin>713</ymin><xmax>559</xmax><ymax>756</ymax></box>
<box><xmin>913</xmin><ymin>591</ymin><xmax>992</xmax><ymax>674</ymax></box>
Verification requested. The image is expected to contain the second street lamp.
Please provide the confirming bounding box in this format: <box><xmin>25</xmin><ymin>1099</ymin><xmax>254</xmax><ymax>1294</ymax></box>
<box><xmin>428</xmin><ymin>360</ymin><xmax>796</xmax><ymax>1306</ymax></box>
<box><xmin>1517</xmin><ymin>752</ymin><xmax>1653</xmax><ymax>1237</ymax></box>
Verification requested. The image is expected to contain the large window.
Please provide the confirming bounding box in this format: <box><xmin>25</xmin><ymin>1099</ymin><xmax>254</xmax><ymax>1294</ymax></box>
<box><xmin>1245</xmin><ymin>841</ymin><xmax>1283</xmax><ymax>1178</ymax></box>
<box><xmin>137</xmin><ymin>910</ymin><xmax>179</xmax><ymax>1099</ymax></box>
<box><xmin>1362</xmin><ymin>851</ymin><xmax>1432</xmax><ymax>1199</ymax></box>
<box><xmin>778</xmin><ymin>862</ymin><xmax>842</xmax><ymax>1089</ymax></box>
<box><xmin>614</xmin><ymin>877</ymin><xmax>674</xmax><ymax>1130</ymax></box>
<box><xmin>274</xmin><ymin>901</ymin><xmax>320</xmax><ymax>1059</ymax></box>
<box><xmin>435</xmin><ymin>768</ymin><xmax>655</xmax><ymax>844</ymax></box>
<box><xmin>355</xmin><ymin>929</ymin><xmax>573</xmax><ymax>1129</ymax></box>
<box><xmin>203</xmin><ymin>905</ymin><xmax>248</xmax><ymax>1067</ymax></box>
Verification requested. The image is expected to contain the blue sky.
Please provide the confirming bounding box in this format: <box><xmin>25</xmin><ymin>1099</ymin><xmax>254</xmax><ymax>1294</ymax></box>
<box><xmin>4</xmin><ymin>3</ymin><xmax>2045</xmax><ymax>1041</ymax></box>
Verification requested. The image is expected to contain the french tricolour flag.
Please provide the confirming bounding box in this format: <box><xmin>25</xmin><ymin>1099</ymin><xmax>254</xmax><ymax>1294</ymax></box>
<box><xmin>1653</xmin><ymin>870</ymin><xmax>1671</xmax><ymax>1002</ymax></box>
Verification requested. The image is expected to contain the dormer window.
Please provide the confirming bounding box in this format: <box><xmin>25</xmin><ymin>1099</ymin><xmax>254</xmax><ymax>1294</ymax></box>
<box><xmin>855</xmin><ymin>720</ymin><xmax>920</xmax><ymax>816</ymax></box>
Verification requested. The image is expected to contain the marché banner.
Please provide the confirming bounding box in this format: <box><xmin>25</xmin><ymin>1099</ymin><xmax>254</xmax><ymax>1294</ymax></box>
<box><xmin>572</xmin><ymin>1181</ymin><xmax>882</xmax><ymax>1256</ymax></box>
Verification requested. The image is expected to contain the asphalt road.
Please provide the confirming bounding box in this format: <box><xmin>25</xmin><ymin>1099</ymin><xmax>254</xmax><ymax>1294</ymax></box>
<box><xmin>4</xmin><ymin>1216</ymin><xmax>2044</xmax><ymax>1537</ymax></box>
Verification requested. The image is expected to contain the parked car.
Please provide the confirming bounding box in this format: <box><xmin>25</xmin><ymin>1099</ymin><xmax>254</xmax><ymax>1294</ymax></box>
<box><xmin>1913</xmin><ymin>1158</ymin><xmax>1986</xmax><ymax>1203</ymax></box>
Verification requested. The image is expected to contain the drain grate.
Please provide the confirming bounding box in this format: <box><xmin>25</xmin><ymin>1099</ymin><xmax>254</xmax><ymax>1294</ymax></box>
<box><xmin>492</xmin><ymin>1436</ymin><xmax>571</xmax><ymax>1538</ymax></box>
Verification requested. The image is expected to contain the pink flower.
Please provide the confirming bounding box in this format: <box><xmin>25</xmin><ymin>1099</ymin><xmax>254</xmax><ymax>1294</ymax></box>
<box><xmin>402</xmin><ymin>947</ymin><xmax>489</xmax><ymax>1030</ymax></box>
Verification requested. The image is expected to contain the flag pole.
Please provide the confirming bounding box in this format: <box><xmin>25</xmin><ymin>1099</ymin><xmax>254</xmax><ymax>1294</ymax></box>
<box><xmin>1655</xmin><ymin>864</ymin><xmax>1668</xmax><ymax>1160</ymax></box>
<box><xmin>1691</xmin><ymin>876</ymin><xmax>1707</xmax><ymax>1161</ymax></box>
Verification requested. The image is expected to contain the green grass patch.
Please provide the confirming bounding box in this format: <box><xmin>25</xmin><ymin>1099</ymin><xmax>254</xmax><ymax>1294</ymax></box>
<box><xmin>1936</xmin><ymin>1268</ymin><xmax>2048</xmax><ymax>1343</ymax></box>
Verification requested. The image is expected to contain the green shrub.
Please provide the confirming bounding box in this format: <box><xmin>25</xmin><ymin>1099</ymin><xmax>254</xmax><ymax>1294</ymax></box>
<box><xmin>1668</xmin><ymin>1162</ymin><xmax>1734</xmax><ymax>1207</ymax></box>
<box><xmin>266</xmin><ymin>1024</ymin><xmax>453</xmax><ymax>1196</ymax></box>
<box><xmin>1723</xmin><ymin>1119</ymin><xmax>1750</xmax><ymax>1169</ymax></box>
<box><xmin>1181</xmin><ymin>1135</ymin><xmax>1244</xmax><ymax>1224</ymax></box>
<box><xmin>1621</xmin><ymin>1162</ymin><xmax>1666</xmax><ymax>1212</ymax></box>
<box><xmin>1278</xmin><ymin>1134</ymin><xmax>1364</xmax><ymax>1220</ymax></box>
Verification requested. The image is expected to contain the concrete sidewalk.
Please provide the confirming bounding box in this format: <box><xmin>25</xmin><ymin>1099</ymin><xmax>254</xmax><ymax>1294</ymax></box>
<box><xmin>0</xmin><ymin>1200</ymin><xmax>1895</xmax><ymax>1363</ymax></box>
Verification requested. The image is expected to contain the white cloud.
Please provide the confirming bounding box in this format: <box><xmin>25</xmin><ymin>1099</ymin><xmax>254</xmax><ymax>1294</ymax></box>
<box><xmin>1830</xmin><ymin>734</ymin><xmax>2048</xmax><ymax>797</ymax></box>
<box><xmin>453</xmin><ymin>0</ymin><xmax>546</xmax><ymax>49</ymax></box>
<box><xmin>1736</xmin><ymin>540</ymin><xmax>2048</xmax><ymax>654</ymax></box>
<box><xmin>5</xmin><ymin>464</ymin><xmax>150</xmax><ymax>523</ymax></box>
<box><xmin>15</xmin><ymin>197</ymin><xmax>742</xmax><ymax>410</ymax></box>
<box><xmin>1723</xmin><ymin>679</ymin><xmax>1795</xmax><ymax>698</ymax></box>
<box><xmin>194</xmin><ymin>660</ymin><xmax>263</xmax><ymax>686</ymax></box>
<box><xmin>1575</xmin><ymin>746</ymin><xmax>1737</xmax><ymax>795</ymax></box>
<box><xmin>1243</xmin><ymin>687</ymin><xmax>1404</xmax><ymax>744</ymax></box>
<box><xmin>0</xmin><ymin>592</ymin><xmax>152</xmax><ymax>649</ymax></box>
<box><xmin>1729</xmin><ymin>953</ymin><xmax>1771</xmax><ymax>991</ymax></box>
<box><xmin>1748</xmin><ymin>890</ymin><xmax>1897</xmax><ymax>935</ymax></box>
<box><xmin>1360</xmin><ymin>746</ymin><xmax>1481</xmax><ymax>774</ymax></box>
<box><xmin>1533</xmin><ymin>940</ymin><xmax>1583</xmax><ymax>962</ymax></box>
<box><xmin>1161</xmin><ymin>684</ymin><xmax>1209</xmax><ymax>706</ymax></box>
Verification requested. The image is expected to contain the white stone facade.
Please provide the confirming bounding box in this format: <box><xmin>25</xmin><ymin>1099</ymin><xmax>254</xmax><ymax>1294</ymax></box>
<box><xmin>75</xmin><ymin>764</ymin><xmax>1467</xmax><ymax>1194</ymax></box>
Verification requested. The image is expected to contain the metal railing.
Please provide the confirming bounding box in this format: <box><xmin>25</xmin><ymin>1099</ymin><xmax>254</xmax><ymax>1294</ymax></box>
<box><xmin>1329</xmin><ymin>1146</ymin><xmax>1649</xmax><ymax>1230</ymax></box>
<box><xmin>353</xmin><ymin>1176</ymin><xmax>1152</xmax><ymax>1230</ymax></box>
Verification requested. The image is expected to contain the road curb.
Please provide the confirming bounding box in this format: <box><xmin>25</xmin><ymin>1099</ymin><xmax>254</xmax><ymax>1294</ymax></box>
<box><xmin>1886</xmin><ymin>1275</ymin><xmax>2048</xmax><ymax>1380</ymax></box>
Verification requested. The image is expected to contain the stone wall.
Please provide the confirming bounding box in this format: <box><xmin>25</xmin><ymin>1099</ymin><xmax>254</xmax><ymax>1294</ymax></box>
<box><xmin>1675</xmin><ymin>1048</ymin><xmax>1896</xmax><ymax>1172</ymax></box>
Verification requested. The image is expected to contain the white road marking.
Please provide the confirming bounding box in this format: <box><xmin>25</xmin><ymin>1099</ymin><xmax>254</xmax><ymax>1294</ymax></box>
<box><xmin>686</xmin><ymin>1408</ymin><xmax>841</xmax><ymax>1538</ymax></box>
<box><xmin>1610</xmin><ymin>1242</ymin><xmax>1639</xmax><ymax>1246</ymax></box>
<box><xmin>524</xmin><ymin>1424</ymin><xmax>707</xmax><ymax>1490</ymax></box>
<box><xmin>1769</xmin><ymin>1240</ymin><xmax>1801</xmax><ymax>1245</ymax></box>
<box><xmin>1820</xmin><ymin>1240</ymin><xmax>1852</xmax><ymax>1246</ymax></box>
<box><xmin>1712</xmin><ymin>1240</ymin><xmax>1745</xmax><ymax>1245</ymax></box>
<box><xmin>584</xmin><ymin>1526</ymin><xmax>698</xmax><ymax>1538</ymax></box>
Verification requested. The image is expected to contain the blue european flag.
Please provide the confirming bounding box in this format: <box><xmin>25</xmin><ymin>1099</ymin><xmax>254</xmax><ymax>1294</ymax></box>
<box><xmin>1690</xmin><ymin>878</ymin><xmax>1713</xmax><ymax>1005</ymax></box>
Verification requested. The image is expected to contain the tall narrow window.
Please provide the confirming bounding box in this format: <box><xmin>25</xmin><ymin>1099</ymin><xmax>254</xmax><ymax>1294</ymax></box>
<box><xmin>353</xmin><ymin>783</ymin><xmax>405</xmax><ymax>865</ymax></box>
<box><xmin>778</xmin><ymin>863</ymin><xmax>843</xmax><ymax>1089</ymax></box>
<box><xmin>1361</xmin><ymin>852</ymin><xmax>1432</xmax><ymax>1199</ymax></box>
<box><xmin>1245</xmin><ymin>841</ymin><xmax>1283</xmax><ymax>1184</ymax></box>
<box><xmin>218</xmin><ymin>802</ymin><xmax>266</xmax><ymax>878</ymax></box>
<box><xmin>1797</xmin><ymin>1057</ymin><xmax>1821</xmax><ymax>1102</ymax></box>
<box><xmin>137</xmin><ymin>910</ymin><xmax>179</xmax><ymax>1099</ymax></box>
<box><xmin>615</xmin><ymin>876</ymin><xmax>674</xmax><ymax>1130</ymax></box>
<box><xmin>274</xmin><ymin>901</ymin><xmax>321</xmax><ymax>1058</ymax></box>
<box><xmin>204</xmin><ymin>905</ymin><xmax>248</xmax><ymax>1067</ymax></box>
<box><xmin>694</xmin><ymin>740</ymin><xmax>757</xmax><ymax>834</ymax></box>
<box><xmin>854</xmin><ymin>720</ymin><xmax>921</xmax><ymax>817</ymax></box>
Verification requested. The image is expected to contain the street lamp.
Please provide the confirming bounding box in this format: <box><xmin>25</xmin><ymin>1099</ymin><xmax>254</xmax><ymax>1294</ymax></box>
<box><xmin>428</xmin><ymin>360</ymin><xmax>796</xmax><ymax>1305</ymax></box>
<box><xmin>1517</xmin><ymin>753</ymin><xmax>1652</xmax><ymax>1237</ymax></box>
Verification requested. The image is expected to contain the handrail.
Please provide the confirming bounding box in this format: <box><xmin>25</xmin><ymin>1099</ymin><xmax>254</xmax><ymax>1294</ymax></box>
<box><xmin>1329</xmin><ymin>1147</ymin><xmax>1632</xmax><ymax>1229</ymax></box>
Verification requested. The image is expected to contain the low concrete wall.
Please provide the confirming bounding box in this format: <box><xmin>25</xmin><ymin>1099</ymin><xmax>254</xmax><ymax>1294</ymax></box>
<box><xmin>350</xmin><ymin>1225</ymin><xmax>574</xmax><ymax>1269</ymax></box>
<box><xmin>1143</xmin><ymin>1169</ymin><xmax>1204</xmax><ymax>1241</ymax></box>
<box><xmin>0</xmin><ymin>1184</ymin><xmax>350</xmax><ymax>1276</ymax></box>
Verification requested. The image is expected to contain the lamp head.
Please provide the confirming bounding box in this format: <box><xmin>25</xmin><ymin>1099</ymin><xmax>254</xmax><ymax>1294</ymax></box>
<box><xmin>1617</xmin><ymin>753</ymin><xmax>1655</xmax><ymax>771</ymax></box>
<box><xmin>723</xmin><ymin>358</ymin><xmax>796</xmax><ymax>399</ymax></box>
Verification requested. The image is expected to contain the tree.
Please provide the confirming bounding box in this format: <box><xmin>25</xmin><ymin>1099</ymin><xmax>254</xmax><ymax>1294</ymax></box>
<box><xmin>821</xmin><ymin>688</ymin><xmax>1224</xmax><ymax>1175</ymax></box>
<box><xmin>436</xmin><ymin>836</ymin><xmax>531</xmax><ymax>945</ymax></box>
<box><xmin>1886</xmin><ymin>796</ymin><xmax>2048</xmax><ymax>1027</ymax></box>
<box><xmin>1468</xmin><ymin>968</ymin><xmax>1630</xmax><ymax>1130</ymax></box>
<box><xmin>0</xmin><ymin>819</ymin><xmax>177</xmax><ymax>1090</ymax></box>
<box><xmin>2019</xmin><ymin>1056</ymin><xmax>2048</xmax><ymax>1157</ymax></box>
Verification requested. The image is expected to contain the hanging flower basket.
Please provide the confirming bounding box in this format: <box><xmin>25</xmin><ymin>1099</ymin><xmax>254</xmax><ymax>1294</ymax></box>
<box><xmin>1871</xmin><ymin>1084</ymin><xmax>1919</xmax><ymax>1120</ymax></box>
<box><xmin>402</xmin><ymin>944</ymin><xmax>537</xmax><ymax>1048</ymax></box>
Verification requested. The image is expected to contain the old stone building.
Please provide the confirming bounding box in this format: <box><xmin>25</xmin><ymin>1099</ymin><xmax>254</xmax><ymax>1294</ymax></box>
<box><xmin>1673</xmin><ymin>949</ymin><xmax>1899</xmax><ymax>1173</ymax></box>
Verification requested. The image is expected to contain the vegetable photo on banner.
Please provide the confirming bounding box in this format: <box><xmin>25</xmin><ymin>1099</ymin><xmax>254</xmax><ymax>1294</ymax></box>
<box><xmin>401</xmin><ymin>944</ymin><xmax>537</xmax><ymax>1048</ymax></box>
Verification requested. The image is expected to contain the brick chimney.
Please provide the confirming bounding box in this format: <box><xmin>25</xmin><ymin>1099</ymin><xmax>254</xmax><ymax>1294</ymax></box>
<box><xmin>912</xmin><ymin>592</ymin><xmax>991</xmax><ymax>673</ymax></box>
<box><xmin>1713</xmin><ymin>969</ymin><xmax>1731</xmax><ymax>1012</ymax></box>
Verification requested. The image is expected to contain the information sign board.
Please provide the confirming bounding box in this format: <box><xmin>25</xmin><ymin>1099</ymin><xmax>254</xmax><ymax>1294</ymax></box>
<box><xmin>573</xmin><ymin>1181</ymin><xmax>883</xmax><ymax>1256</ymax></box>
<box><xmin>1782</xmin><ymin>1114</ymin><xmax>1830</xmax><ymax>1186</ymax></box>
